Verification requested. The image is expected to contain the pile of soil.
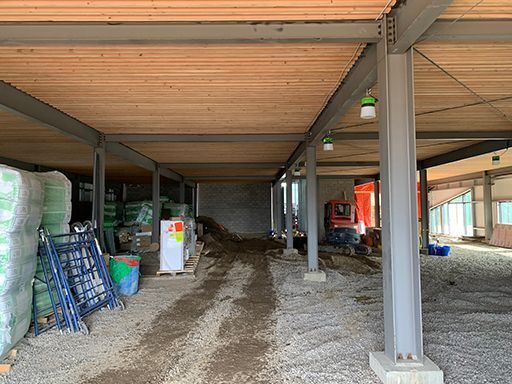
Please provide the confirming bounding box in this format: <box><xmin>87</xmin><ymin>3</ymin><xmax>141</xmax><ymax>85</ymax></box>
<box><xmin>319</xmin><ymin>252</ymin><xmax>381</xmax><ymax>274</ymax></box>
<box><xmin>197</xmin><ymin>216</ymin><xmax>284</xmax><ymax>257</ymax></box>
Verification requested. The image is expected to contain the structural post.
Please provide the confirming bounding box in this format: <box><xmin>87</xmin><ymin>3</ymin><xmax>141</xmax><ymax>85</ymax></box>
<box><xmin>304</xmin><ymin>145</ymin><xmax>325</xmax><ymax>282</ymax></box>
<box><xmin>275</xmin><ymin>182</ymin><xmax>284</xmax><ymax>237</ymax></box>
<box><xmin>285</xmin><ymin>169</ymin><xmax>295</xmax><ymax>252</ymax></box>
<box><xmin>370</xmin><ymin>33</ymin><xmax>442</xmax><ymax>383</ymax></box>
<box><xmin>483</xmin><ymin>171</ymin><xmax>493</xmax><ymax>241</ymax></box>
<box><xmin>152</xmin><ymin>167</ymin><xmax>160</xmax><ymax>243</ymax></box>
<box><xmin>92</xmin><ymin>144</ymin><xmax>105</xmax><ymax>250</ymax></box>
<box><xmin>179</xmin><ymin>180</ymin><xmax>186</xmax><ymax>204</ymax></box>
<box><xmin>191</xmin><ymin>184</ymin><xmax>197</xmax><ymax>218</ymax></box>
<box><xmin>374</xmin><ymin>179</ymin><xmax>381</xmax><ymax>228</ymax></box>
<box><xmin>420</xmin><ymin>169</ymin><xmax>430</xmax><ymax>249</ymax></box>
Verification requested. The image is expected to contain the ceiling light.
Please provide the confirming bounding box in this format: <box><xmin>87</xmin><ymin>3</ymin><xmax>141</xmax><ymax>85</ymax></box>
<box><xmin>323</xmin><ymin>134</ymin><xmax>334</xmax><ymax>151</ymax></box>
<box><xmin>360</xmin><ymin>89</ymin><xmax>377</xmax><ymax>120</ymax></box>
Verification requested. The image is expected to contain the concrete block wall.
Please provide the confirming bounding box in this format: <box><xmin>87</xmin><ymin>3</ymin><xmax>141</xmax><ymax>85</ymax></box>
<box><xmin>198</xmin><ymin>183</ymin><xmax>271</xmax><ymax>236</ymax></box>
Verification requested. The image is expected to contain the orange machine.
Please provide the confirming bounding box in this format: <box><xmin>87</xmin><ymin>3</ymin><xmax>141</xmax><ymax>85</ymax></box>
<box><xmin>324</xmin><ymin>200</ymin><xmax>359</xmax><ymax>234</ymax></box>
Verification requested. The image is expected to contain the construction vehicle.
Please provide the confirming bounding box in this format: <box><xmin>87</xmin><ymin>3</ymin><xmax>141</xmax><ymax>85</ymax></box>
<box><xmin>323</xmin><ymin>199</ymin><xmax>372</xmax><ymax>256</ymax></box>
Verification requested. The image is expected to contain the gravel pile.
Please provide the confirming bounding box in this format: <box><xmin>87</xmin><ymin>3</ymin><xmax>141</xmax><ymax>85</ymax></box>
<box><xmin>268</xmin><ymin>242</ymin><xmax>512</xmax><ymax>384</ymax></box>
<box><xmin>0</xmin><ymin>278</ymin><xmax>197</xmax><ymax>384</ymax></box>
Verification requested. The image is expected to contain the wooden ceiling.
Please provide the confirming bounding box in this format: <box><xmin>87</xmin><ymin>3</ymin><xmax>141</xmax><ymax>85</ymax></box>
<box><xmin>0</xmin><ymin>43</ymin><xmax>363</xmax><ymax>135</ymax></box>
<box><xmin>0</xmin><ymin>1</ymin><xmax>396</xmax><ymax>21</ymax></box>
<box><xmin>0</xmin><ymin>2</ymin><xmax>511</xmax><ymax>183</ymax></box>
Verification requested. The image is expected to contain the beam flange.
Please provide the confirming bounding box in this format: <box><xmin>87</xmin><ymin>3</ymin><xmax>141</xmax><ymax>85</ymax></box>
<box><xmin>388</xmin><ymin>0</ymin><xmax>454</xmax><ymax>54</ymax></box>
<box><xmin>422</xmin><ymin>20</ymin><xmax>512</xmax><ymax>42</ymax></box>
<box><xmin>317</xmin><ymin>161</ymin><xmax>379</xmax><ymax>167</ymax></box>
<box><xmin>332</xmin><ymin>131</ymin><xmax>512</xmax><ymax>141</ymax></box>
<box><xmin>106</xmin><ymin>133</ymin><xmax>305</xmax><ymax>142</ymax></box>
<box><xmin>418</xmin><ymin>140</ymin><xmax>511</xmax><ymax>169</ymax></box>
<box><xmin>161</xmin><ymin>162</ymin><xmax>284</xmax><ymax>169</ymax></box>
<box><xmin>185</xmin><ymin>176</ymin><xmax>274</xmax><ymax>181</ymax></box>
<box><xmin>0</xmin><ymin>21</ymin><xmax>382</xmax><ymax>45</ymax></box>
<box><xmin>0</xmin><ymin>81</ymin><xmax>100</xmax><ymax>146</ymax></box>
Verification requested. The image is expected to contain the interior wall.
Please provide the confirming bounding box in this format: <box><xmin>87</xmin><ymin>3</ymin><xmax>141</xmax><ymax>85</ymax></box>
<box><xmin>198</xmin><ymin>183</ymin><xmax>271</xmax><ymax>236</ymax></box>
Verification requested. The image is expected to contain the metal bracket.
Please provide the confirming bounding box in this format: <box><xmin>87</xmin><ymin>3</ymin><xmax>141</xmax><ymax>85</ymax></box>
<box><xmin>387</xmin><ymin>16</ymin><xmax>397</xmax><ymax>46</ymax></box>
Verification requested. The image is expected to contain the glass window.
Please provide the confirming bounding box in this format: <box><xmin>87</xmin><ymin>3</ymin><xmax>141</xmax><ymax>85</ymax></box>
<box><xmin>334</xmin><ymin>203</ymin><xmax>351</xmax><ymax>217</ymax></box>
<box><xmin>498</xmin><ymin>201</ymin><xmax>512</xmax><ymax>224</ymax></box>
<box><xmin>430</xmin><ymin>190</ymin><xmax>473</xmax><ymax>236</ymax></box>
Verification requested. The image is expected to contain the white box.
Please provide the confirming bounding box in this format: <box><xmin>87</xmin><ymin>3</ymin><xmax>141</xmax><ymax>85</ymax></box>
<box><xmin>160</xmin><ymin>220</ymin><xmax>185</xmax><ymax>271</ymax></box>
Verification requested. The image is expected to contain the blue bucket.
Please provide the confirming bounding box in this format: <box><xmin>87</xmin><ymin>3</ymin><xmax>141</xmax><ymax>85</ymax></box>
<box><xmin>438</xmin><ymin>245</ymin><xmax>451</xmax><ymax>256</ymax></box>
<box><xmin>110</xmin><ymin>255</ymin><xmax>141</xmax><ymax>296</ymax></box>
<box><xmin>428</xmin><ymin>244</ymin><xmax>436</xmax><ymax>255</ymax></box>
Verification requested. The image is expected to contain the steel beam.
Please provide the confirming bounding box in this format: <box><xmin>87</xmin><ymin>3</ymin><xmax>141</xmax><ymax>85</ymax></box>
<box><xmin>418</xmin><ymin>140</ymin><xmax>511</xmax><ymax>169</ymax></box>
<box><xmin>420</xmin><ymin>169</ymin><xmax>430</xmax><ymax>249</ymax></box>
<box><xmin>152</xmin><ymin>168</ymin><xmax>160</xmax><ymax>243</ymax></box>
<box><xmin>0</xmin><ymin>81</ymin><xmax>100</xmax><ymax>146</ymax></box>
<box><xmin>285</xmin><ymin>169</ymin><xmax>294</xmax><ymax>249</ymax></box>
<box><xmin>483</xmin><ymin>171</ymin><xmax>493</xmax><ymax>241</ymax></box>
<box><xmin>306</xmin><ymin>145</ymin><xmax>318</xmax><ymax>272</ymax></box>
<box><xmin>422</xmin><ymin>20</ymin><xmax>512</xmax><ymax>42</ymax></box>
<box><xmin>388</xmin><ymin>0</ymin><xmax>454</xmax><ymax>54</ymax></box>
<box><xmin>105</xmin><ymin>142</ymin><xmax>156</xmax><ymax>172</ymax></box>
<box><xmin>333</xmin><ymin>131</ymin><xmax>512</xmax><ymax>141</ymax></box>
<box><xmin>317</xmin><ymin>161</ymin><xmax>379</xmax><ymax>167</ymax></box>
<box><xmin>161</xmin><ymin>163</ymin><xmax>284</xmax><ymax>169</ymax></box>
<box><xmin>159</xmin><ymin>167</ymin><xmax>184</xmax><ymax>183</ymax></box>
<box><xmin>92</xmin><ymin>145</ymin><xmax>106</xmax><ymax>249</ymax></box>
<box><xmin>184</xmin><ymin>175</ymin><xmax>273</xmax><ymax>181</ymax></box>
<box><xmin>106</xmin><ymin>133</ymin><xmax>305</xmax><ymax>142</ymax></box>
<box><xmin>376</xmin><ymin>35</ymin><xmax>423</xmax><ymax>364</ymax></box>
<box><xmin>0</xmin><ymin>156</ymin><xmax>37</xmax><ymax>172</ymax></box>
<box><xmin>0</xmin><ymin>22</ymin><xmax>381</xmax><ymax>45</ymax></box>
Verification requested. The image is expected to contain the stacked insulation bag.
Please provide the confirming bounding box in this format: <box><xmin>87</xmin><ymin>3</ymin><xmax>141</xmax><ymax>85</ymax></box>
<box><xmin>104</xmin><ymin>202</ymin><xmax>123</xmax><ymax>230</ymax></box>
<box><xmin>0</xmin><ymin>165</ymin><xmax>43</xmax><ymax>359</ymax></box>
<box><xmin>33</xmin><ymin>172</ymin><xmax>72</xmax><ymax>318</ymax></box>
<box><xmin>124</xmin><ymin>200</ymin><xmax>153</xmax><ymax>226</ymax></box>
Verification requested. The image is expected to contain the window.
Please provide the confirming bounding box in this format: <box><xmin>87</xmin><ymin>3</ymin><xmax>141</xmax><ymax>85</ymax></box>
<box><xmin>334</xmin><ymin>203</ymin><xmax>351</xmax><ymax>217</ymax></box>
<box><xmin>429</xmin><ymin>190</ymin><xmax>473</xmax><ymax>237</ymax></box>
<box><xmin>498</xmin><ymin>201</ymin><xmax>512</xmax><ymax>224</ymax></box>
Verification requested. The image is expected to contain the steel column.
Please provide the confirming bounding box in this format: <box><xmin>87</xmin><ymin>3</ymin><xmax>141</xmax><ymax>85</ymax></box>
<box><xmin>179</xmin><ymin>181</ymin><xmax>186</xmax><ymax>204</ymax></box>
<box><xmin>152</xmin><ymin>168</ymin><xmax>161</xmax><ymax>243</ymax></box>
<box><xmin>483</xmin><ymin>172</ymin><xmax>493</xmax><ymax>241</ymax></box>
<box><xmin>285</xmin><ymin>169</ymin><xmax>294</xmax><ymax>249</ymax></box>
<box><xmin>374</xmin><ymin>180</ymin><xmax>381</xmax><ymax>227</ymax></box>
<box><xmin>377</xmin><ymin>36</ymin><xmax>423</xmax><ymax>362</ymax></box>
<box><xmin>420</xmin><ymin>169</ymin><xmax>430</xmax><ymax>248</ymax></box>
<box><xmin>92</xmin><ymin>145</ymin><xmax>106</xmax><ymax>249</ymax></box>
<box><xmin>276</xmin><ymin>182</ymin><xmax>284</xmax><ymax>236</ymax></box>
<box><xmin>306</xmin><ymin>145</ymin><xmax>318</xmax><ymax>272</ymax></box>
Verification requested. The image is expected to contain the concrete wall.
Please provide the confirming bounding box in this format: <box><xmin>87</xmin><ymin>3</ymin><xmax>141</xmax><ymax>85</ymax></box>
<box><xmin>430</xmin><ymin>176</ymin><xmax>512</xmax><ymax>237</ymax></box>
<box><xmin>198</xmin><ymin>183</ymin><xmax>271</xmax><ymax>236</ymax></box>
<box><xmin>317</xmin><ymin>179</ymin><xmax>355</xmax><ymax>240</ymax></box>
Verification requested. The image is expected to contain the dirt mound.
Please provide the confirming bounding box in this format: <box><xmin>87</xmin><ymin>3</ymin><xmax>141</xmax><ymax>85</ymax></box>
<box><xmin>319</xmin><ymin>252</ymin><xmax>381</xmax><ymax>275</ymax></box>
<box><xmin>198</xmin><ymin>216</ymin><xmax>283</xmax><ymax>257</ymax></box>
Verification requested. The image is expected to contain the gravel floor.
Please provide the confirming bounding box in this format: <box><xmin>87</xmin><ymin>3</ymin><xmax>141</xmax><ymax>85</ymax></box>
<box><xmin>1</xmin><ymin>242</ymin><xmax>511</xmax><ymax>383</ymax></box>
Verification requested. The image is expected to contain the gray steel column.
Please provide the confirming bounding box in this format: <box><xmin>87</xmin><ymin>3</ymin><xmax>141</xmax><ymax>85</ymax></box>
<box><xmin>191</xmin><ymin>184</ymin><xmax>197</xmax><ymax>218</ymax></box>
<box><xmin>92</xmin><ymin>144</ymin><xmax>105</xmax><ymax>249</ymax></box>
<box><xmin>152</xmin><ymin>167</ymin><xmax>160</xmax><ymax>243</ymax></box>
<box><xmin>483</xmin><ymin>171</ymin><xmax>493</xmax><ymax>240</ymax></box>
<box><xmin>285</xmin><ymin>169</ymin><xmax>294</xmax><ymax>249</ymax></box>
<box><xmin>374</xmin><ymin>179</ymin><xmax>381</xmax><ymax>227</ymax></box>
<box><xmin>377</xmin><ymin>38</ymin><xmax>423</xmax><ymax>362</ymax></box>
<box><xmin>276</xmin><ymin>182</ymin><xmax>284</xmax><ymax>236</ymax></box>
<box><xmin>420</xmin><ymin>169</ymin><xmax>430</xmax><ymax>248</ymax></box>
<box><xmin>179</xmin><ymin>181</ymin><xmax>186</xmax><ymax>204</ymax></box>
<box><xmin>306</xmin><ymin>145</ymin><xmax>318</xmax><ymax>272</ymax></box>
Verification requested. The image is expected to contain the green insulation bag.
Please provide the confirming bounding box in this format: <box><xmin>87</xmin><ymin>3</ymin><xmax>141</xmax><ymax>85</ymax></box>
<box><xmin>36</xmin><ymin>172</ymin><xmax>72</xmax><ymax>225</ymax></box>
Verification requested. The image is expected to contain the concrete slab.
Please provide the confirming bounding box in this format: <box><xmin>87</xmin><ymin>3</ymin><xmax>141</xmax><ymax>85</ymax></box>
<box><xmin>282</xmin><ymin>248</ymin><xmax>298</xmax><ymax>256</ymax></box>
<box><xmin>303</xmin><ymin>270</ymin><xmax>326</xmax><ymax>282</ymax></box>
<box><xmin>370</xmin><ymin>352</ymin><xmax>444</xmax><ymax>384</ymax></box>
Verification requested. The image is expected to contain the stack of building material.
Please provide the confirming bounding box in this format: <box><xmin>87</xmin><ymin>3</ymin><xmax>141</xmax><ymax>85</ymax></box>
<box><xmin>490</xmin><ymin>224</ymin><xmax>512</xmax><ymax>248</ymax></box>
<box><xmin>33</xmin><ymin>172</ymin><xmax>72</xmax><ymax>318</ymax></box>
<box><xmin>0</xmin><ymin>165</ymin><xmax>43</xmax><ymax>359</ymax></box>
<box><xmin>124</xmin><ymin>201</ymin><xmax>153</xmax><ymax>226</ymax></box>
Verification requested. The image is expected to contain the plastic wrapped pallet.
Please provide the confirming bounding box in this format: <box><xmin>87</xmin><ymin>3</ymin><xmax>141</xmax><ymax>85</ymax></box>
<box><xmin>124</xmin><ymin>201</ymin><xmax>153</xmax><ymax>226</ymax></box>
<box><xmin>163</xmin><ymin>203</ymin><xmax>190</xmax><ymax>219</ymax></box>
<box><xmin>0</xmin><ymin>165</ymin><xmax>43</xmax><ymax>360</ymax></box>
<box><xmin>34</xmin><ymin>172</ymin><xmax>72</xmax><ymax>318</ymax></box>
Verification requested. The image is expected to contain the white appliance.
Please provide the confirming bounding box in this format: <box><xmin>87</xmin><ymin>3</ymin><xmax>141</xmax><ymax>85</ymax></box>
<box><xmin>160</xmin><ymin>220</ymin><xmax>185</xmax><ymax>271</ymax></box>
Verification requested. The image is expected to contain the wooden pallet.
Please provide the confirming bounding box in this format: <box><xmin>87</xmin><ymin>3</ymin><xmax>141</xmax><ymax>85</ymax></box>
<box><xmin>156</xmin><ymin>241</ymin><xmax>204</xmax><ymax>277</ymax></box>
<box><xmin>0</xmin><ymin>349</ymin><xmax>17</xmax><ymax>374</ymax></box>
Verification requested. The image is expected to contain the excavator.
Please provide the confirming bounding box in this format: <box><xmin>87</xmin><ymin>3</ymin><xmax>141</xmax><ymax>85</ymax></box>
<box><xmin>323</xmin><ymin>199</ymin><xmax>372</xmax><ymax>256</ymax></box>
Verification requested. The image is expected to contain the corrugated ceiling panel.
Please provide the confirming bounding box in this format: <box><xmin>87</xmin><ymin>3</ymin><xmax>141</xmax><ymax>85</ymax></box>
<box><xmin>441</xmin><ymin>0</ymin><xmax>512</xmax><ymax>19</ymax></box>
